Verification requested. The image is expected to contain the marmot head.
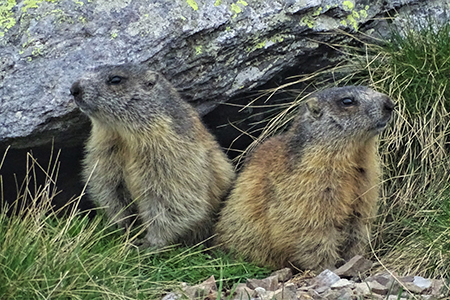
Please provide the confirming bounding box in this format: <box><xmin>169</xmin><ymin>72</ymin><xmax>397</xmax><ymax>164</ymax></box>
<box><xmin>291</xmin><ymin>86</ymin><xmax>394</xmax><ymax>145</ymax></box>
<box><xmin>70</xmin><ymin>64</ymin><xmax>183</xmax><ymax>129</ymax></box>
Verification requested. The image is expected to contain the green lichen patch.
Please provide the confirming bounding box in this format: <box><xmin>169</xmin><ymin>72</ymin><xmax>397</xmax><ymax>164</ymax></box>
<box><xmin>186</xmin><ymin>0</ymin><xmax>198</xmax><ymax>11</ymax></box>
<box><xmin>300</xmin><ymin>15</ymin><xmax>314</xmax><ymax>29</ymax></box>
<box><xmin>230</xmin><ymin>3</ymin><xmax>242</xmax><ymax>14</ymax></box>
<box><xmin>0</xmin><ymin>0</ymin><xmax>17</xmax><ymax>37</ymax></box>
<box><xmin>230</xmin><ymin>0</ymin><xmax>247</xmax><ymax>17</ymax></box>
<box><xmin>246</xmin><ymin>34</ymin><xmax>287</xmax><ymax>52</ymax></box>
<box><xmin>342</xmin><ymin>0</ymin><xmax>354</xmax><ymax>11</ymax></box>
<box><xmin>22</xmin><ymin>0</ymin><xmax>59</xmax><ymax>13</ymax></box>
<box><xmin>214</xmin><ymin>0</ymin><xmax>221</xmax><ymax>6</ymax></box>
<box><xmin>339</xmin><ymin>1</ymin><xmax>369</xmax><ymax>31</ymax></box>
<box><xmin>195</xmin><ymin>45</ymin><xmax>202</xmax><ymax>55</ymax></box>
<box><xmin>346</xmin><ymin>14</ymin><xmax>357</xmax><ymax>30</ymax></box>
<box><xmin>360</xmin><ymin>8</ymin><xmax>368</xmax><ymax>19</ymax></box>
<box><xmin>270</xmin><ymin>35</ymin><xmax>284</xmax><ymax>43</ymax></box>
<box><xmin>312</xmin><ymin>6</ymin><xmax>322</xmax><ymax>17</ymax></box>
<box><xmin>254</xmin><ymin>40</ymin><xmax>266</xmax><ymax>49</ymax></box>
<box><xmin>78</xmin><ymin>15</ymin><xmax>87</xmax><ymax>23</ymax></box>
<box><xmin>299</xmin><ymin>6</ymin><xmax>324</xmax><ymax>29</ymax></box>
<box><xmin>31</xmin><ymin>46</ymin><xmax>43</xmax><ymax>57</ymax></box>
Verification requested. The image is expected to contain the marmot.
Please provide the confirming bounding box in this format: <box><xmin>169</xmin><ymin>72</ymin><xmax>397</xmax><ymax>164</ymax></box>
<box><xmin>70</xmin><ymin>64</ymin><xmax>235</xmax><ymax>248</ymax></box>
<box><xmin>215</xmin><ymin>86</ymin><xmax>394</xmax><ymax>271</ymax></box>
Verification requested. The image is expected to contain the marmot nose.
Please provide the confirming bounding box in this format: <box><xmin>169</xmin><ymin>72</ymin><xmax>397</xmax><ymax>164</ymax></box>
<box><xmin>383</xmin><ymin>97</ymin><xmax>395</xmax><ymax>114</ymax></box>
<box><xmin>70</xmin><ymin>81</ymin><xmax>81</xmax><ymax>97</ymax></box>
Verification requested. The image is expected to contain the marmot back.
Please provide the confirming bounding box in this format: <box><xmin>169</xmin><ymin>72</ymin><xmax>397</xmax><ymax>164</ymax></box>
<box><xmin>70</xmin><ymin>63</ymin><xmax>235</xmax><ymax>248</ymax></box>
<box><xmin>215</xmin><ymin>86</ymin><xmax>393</xmax><ymax>271</ymax></box>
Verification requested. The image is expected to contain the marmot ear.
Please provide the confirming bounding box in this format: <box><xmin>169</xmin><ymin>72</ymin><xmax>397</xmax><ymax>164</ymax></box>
<box><xmin>145</xmin><ymin>72</ymin><xmax>159</xmax><ymax>88</ymax></box>
<box><xmin>306</xmin><ymin>97</ymin><xmax>322</xmax><ymax>119</ymax></box>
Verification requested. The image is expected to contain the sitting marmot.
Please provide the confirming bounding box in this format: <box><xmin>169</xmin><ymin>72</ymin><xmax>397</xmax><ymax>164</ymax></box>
<box><xmin>215</xmin><ymin>86</ymin><xmax>393</xmax><ymax>270</ymax></box>
<box><xmin>70</xmin><ymin>64</ymin><xmax>235</xmax><ymax>248</ymax></box>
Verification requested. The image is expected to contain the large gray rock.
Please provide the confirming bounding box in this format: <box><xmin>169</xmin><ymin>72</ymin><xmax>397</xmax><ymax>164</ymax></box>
<box><xmin>2</xmin><ymin>0</ymin><xmax>448</xmax><ymax>148</ymax></box>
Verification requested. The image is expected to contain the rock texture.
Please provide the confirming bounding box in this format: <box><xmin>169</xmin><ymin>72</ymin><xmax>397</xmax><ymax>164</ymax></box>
<box><xmin>1</xmin><ymin>0</ymin><xmax>449</xmax><ymax>148</ymax></box>
<box><xmin>174</xmin><ymin>260</ymin><xmax>448</xmax><ymax>300</ymax></box>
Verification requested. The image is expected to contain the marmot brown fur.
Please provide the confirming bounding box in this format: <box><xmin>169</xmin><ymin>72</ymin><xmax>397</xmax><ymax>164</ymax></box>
<box><xmin>70</xmin><ymin>64</ymin><xmax>235</xmax><ymax>248</ymax></box>
<box><xmin>215</xmin><ymin>86</ymin><xmax>394</xmax><ymax>271</ymax></box>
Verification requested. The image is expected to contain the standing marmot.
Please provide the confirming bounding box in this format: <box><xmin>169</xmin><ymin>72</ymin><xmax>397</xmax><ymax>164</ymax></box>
<box><xmin>70</xmin><ymin>64</ymin><xmax>235</xmax><ymax>248</ymax></box>
<box><xmin>215</xmin><ymin>86</ymin><xmax>393</xmax><ymax>271</ymax></box>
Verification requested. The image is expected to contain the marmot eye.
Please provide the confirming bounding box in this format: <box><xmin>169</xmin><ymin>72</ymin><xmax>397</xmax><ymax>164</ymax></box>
<box><xmin>340</xmin><ymin>98</ymin><xmax>355</xmax><ymax>106</ymax></box>
<box><xmin>108</xmin><ymin>76</ymin><xmax>123</xmax><ymax>85</ymax></box>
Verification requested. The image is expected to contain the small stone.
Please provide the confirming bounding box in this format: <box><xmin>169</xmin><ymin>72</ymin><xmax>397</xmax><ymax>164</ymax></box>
<box><xmin>204</xmin><ymin>276</ymin><xmax>217</xmax><ymax>290</ymax></box>
<box><xmin>354</xmin><ymin>282</ymin><xmax>371</xmax><ymax>296</ymax></box>
<box><xmin>183</xmin><ymin>275</ymin><xmax>217</xmax><ymax>299</ymax></box>
<box><xmin>271</xmin><ymin>268</ymin><xmax>293</xmax><ymax>282</ymax></box>
<box><xmin>232</xmin><ymin>283</ymin><xmax>254</xmax><ymax>300</ymax></box>
<box><xmin>334</xmin><ymin>255</ymin><xmax>373</xmax><ymax>277</ymax></box>
<box><xmin>161</xmin><ymin>292</ymin><xmax>182</xmax><ymax>300</ymax></box>
<box><xmin>421</xmin><ymin>295</ymin><xmax>439</xmax><ymax>300</ymax></box>
<box><xmin>297</xmin><ymin>291</ymin><xmax>315</xmax><ymax>300</ymax></box>
<box><xmin>310</xmin><ymin>269</ymin><xmax>340</xmax><ymax>293</ymax></box>
<box><xmin>284</xmin><ymin>283</ymin><xmax>296</xmax><ymax>291</ymax></box>
<box><xmin>273</xmin><ymin>283</ymin><xmax>297</xmax><ymax>300</ymax></box>
<box><xmin>254</xmin><ymin>287</ymin><xmax>274</xmax><ymax>300</ymax></box>
<box><xmin>397</xmin><ymin>276</ymin><xmax>432</xmax><ymax>295</ymax></box>
<box><xmin>414</xmin><ymin>276</ymin><xmax>432</xmax><ymax>290</ymax></box>
<box><xmin>330</xmin><ymin>279</ymin><xmax>354</xmax><ymax>289</ymax></box>
<box><xmin>315</xmin><ymin>285</ymin><xmax>329</xmax><ymax>293</ymax></box>
<box><xmin>367</xmin><ymin>294</ymin><xmax>385</xmax><ymax>300</ymax></box>
<box><xmin>264</xmin><ymin>292</ymin><xmax>275</xmax><ymax>300</ymax></box>
<box><xmin>247</xmin><ymin>275</ymin><xmax>279</xmax><ymax>291</ymax></box>
<box><xmin>206</xmin><ymin>291</ymin><xmax>219</xmax><ymax>300</ymax></box>
<box><xmin>431</xmin><ymin>279</ymin><xmax>445</xmax><ymax>296</ymax></box>
<box><xmin>399</xmin><ymin>276</ymin><xmax>414</xmax><ymax>283</ymax></box>
<box><xmin>180</xmin><ymin>282</ymin><xmax>188</xmax><ymax>288</ymax></box>
<box><xmin>369</xmin><ymin>273</ymin><xmax>394</xmax><ymax>286</ymax></box>
<box><xmin>367</xmin><ymin>280</ymin><xmax>389</xmax><ymax>295</ymax></box>
<box><xmin>387</xmin><ymin>296</ymin><xmax>407</xmax><ymax>300</ymax></box>
<box><xmin>367</xmin><ymin>273</ymin><xmax>400</xmax><ymax>294</ymax></box>
<box><xmin>404</xmin><ymin>282</ymin><xmax>427</xmax><ymax>294</ymax></box>
<box><xmin>323</xmin><ymin>287</ymin><xmax>354</xmax><ymax>300</ymax></box>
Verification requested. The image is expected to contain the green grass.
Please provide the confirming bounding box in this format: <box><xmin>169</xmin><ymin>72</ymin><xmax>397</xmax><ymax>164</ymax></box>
<box><xmin>373</xmin><ymin>160</ymin><xmax>450</xmax><ymax>278</ymax></box>
<box><xmin>0</xmin><ymin>150</ymin><xmax>271</xmax><ymax>299</ymax></box>
<box><xmin>381</xmin><ymin>22</ymin><xmax>450</xmax><ymax>115</ymax></box>
<box><xmin>0</xmin><ymin>199</ymin><xmax>271</xmax><ymax>299</ymax></box>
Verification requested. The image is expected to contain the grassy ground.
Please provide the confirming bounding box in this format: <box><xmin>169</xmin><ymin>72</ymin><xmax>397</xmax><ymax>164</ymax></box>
<box><xmin>0</xmin><ymin>149</ymin><xmax>271</xmax><ymax>300</ymax></box>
